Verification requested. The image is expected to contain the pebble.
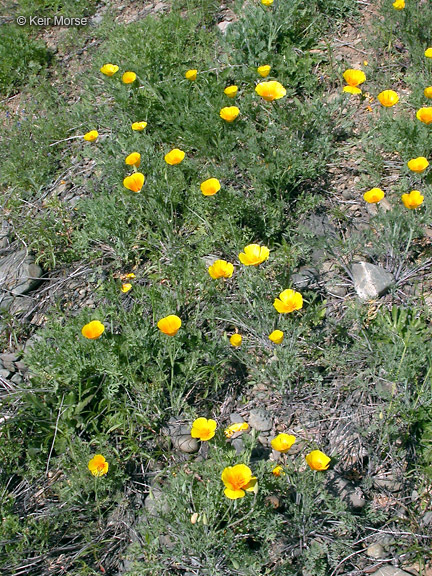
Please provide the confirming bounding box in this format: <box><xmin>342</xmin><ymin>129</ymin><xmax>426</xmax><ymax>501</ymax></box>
<box><xmin>366</xmin><ymin>542</ymin><xmax>386</xmax><ymax>559</ymax></box>
<box><xmin>368</xmin><ymin>566</ymin><xmax>413</xmax><ymax>576</ymax></box>
<box><xmin>172</xmin><ymin>435</ymin><xmax>199</xmax><ymax>454</ymax></box>
<box><xmin>0</xmin><ymin>250</ymin><xmax>43</xmax><ymax>296</ymax></box>
<box><xmin>248</xmin><ymin>408</ymin><xmax>273</xmax><ymax>432</ymax></box>
<box><xmin>325</xmin><ymin>471</ymin><xmax>366</xmax><ymax>512</ymax></box>
<box><xmin>351</xmin><ymin>262</ymin><xmax>393</xmax><ymax>300</ymax></box>
<box><xmin>144</xmin><ymin>487</ymin><xmax>170</xmax><ymax>517</ymax></box>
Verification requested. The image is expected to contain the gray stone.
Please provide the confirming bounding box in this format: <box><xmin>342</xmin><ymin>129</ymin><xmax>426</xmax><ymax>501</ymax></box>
<box><xmin>10</xmin><ymin>373</ymin><xmax>23</xmax><ymax>385</ymax></box>
<box><xmin>144</xmin><ymin>487</ymin><xmax>170</xmax><ymax>517</ymax></box>
<box><xmin>0</xmin><ymin>250</ymin><xmax>43</xmax><ymax>296</ymax></box>
<box><xmin>217</xmin><ymin>21</ymin><xmax>231</xmax><ymax>34</ymax></box>
<box><xmin>172</xmin><ymin>434</ymin><xmax>199</xmax><ymax>454</ymax></box>
<box><xmin>9</xmin><ymin>296</ymin><xmax>34</xmax><ymax>317</ymax></box>
<box><xmin>351</xmin><ymin>262</ymin><xmax>393</xmax><ymax>300</ymax></box>
<box><xmin>302</xmin><ymin>213</ymin><xmax>337</xmax><ymax>238</ymax></box>
<box><xmin>367</xmin><ymin>542</ymin><xmax>386</xmax><ymax>559</ymax></box>
<box><xmin>373</xmin><ymin>475</ymin><xmax>402</xmax><ymax>493</ymax></box>
<box><xmin>248</xmin><ymin>408</ymin><xmax>273</xmax><ymax>432</ymax></box>
<box><xmin>421</xmin><ymin>511</ymin><xmax>432</xmax><ymax>526</ymax></box>
<box><xmin>24</xmin><ymin>333</ymin><xmax>43</xmax><ymax>353</ymax></box>
<box><xmin>291</xmin><ymin>267</ymin><xmax>318</xmax><ymax>289</ymax></box>
<box><xmin>368</xmin><ymin>566</ymin><xmax>413</xmax><ymax>576</ymax></box>
<box><xmin>0</xmin><ymin>221</ymin><xmax>9</xmax><ymax>249</ymax></box>
<box><xmin>229</xmin><ymin>412</ymin><xmax>244</xmax><ymax>424</ymax></box>
<box><xmin>325</xmin><ymin>471</ymin><xmax>366</xmax><ymax>511</ymax></box>
<box><xmin>231</xmin><ymin>438</ymin><xmax>245</xmax><ymax>455</ymax></box>
<box><xmin>324</xmin><ymin>279</ymin><xmax>348</xmax><ymax>297</ymax></box>
<box><xmin>0</xmin><ymin>369</ymin><xmax>11</xmax><ymax>379</ymax></box>
<box><xmin>0</xmin><ymin>353</ymin><xmax>19</xmax><ymax>371</ymax></box>
<box><xmin>158</xmin><ymin>534</ymin><xmax>175</xmax><ymax>550</ymax></box>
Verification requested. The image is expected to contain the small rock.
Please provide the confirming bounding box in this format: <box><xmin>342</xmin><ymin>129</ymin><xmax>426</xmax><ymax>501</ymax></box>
<box><xmin>229</xmin><ymin>412</ymin><xmax>244</xmax><ymax>424</ymax></box>
<box><xmin>0</xmin><ymin>250</ymin><xmax>43</xmax><ymax>296</ymax></box>
<box><xmin>325</xmin><ymin>471</ymin><xmax>366</xmax><ymax>512</ymax></box>
<box><xmin>0</xmin><ymin>369</ymin><xmax>11</xmax><ymax>379</ymax></box>
<box><xmin>368</xmin><ymin>566</ymin><xmax>413</xmax><ymax>576</ymax></box>
<box><xmin>0</xmin><ymin>353</ymin><xmax>19</xmax><ymax>372</ymax></box>
<box><xmin>302</xmin><ymin>213</ymin><xmax>337</xmax><ymax>238</ymax></box>
<box><xmin>172</xmin><ymin>435</ymin><xmax>199</xmax><ymax>454</ymax></box>
<box><xmin>154</xmin><ymin>2</ymin><xmax>166</xmax><ymax>12</ymax></box>
<box><xmin>144</xmin><ymin>487</ymin><xmax>170</xmax><ymax>517</ymax></box>
<box><xmin>10</xmin><ymin>373</ymin><xmax>23</xmax><ymax>385</ymax></box>
<box><xmin>15</xmin><ymin>361</ymin><xmax>28</xmax><ymax>372</ymax></box>
<box><xmin>351</xmin><ymin>262</ymin><xmax>393</xmax><ymax>300</ymax></box>
<box><xmin>217</xmin><ymin>21</ymin><xmax>231</xmax><ymax>34</ymax></box>
<box><xmin>367</xmin><ymin>542</ymin><xmax>386</xmax><ymax>559</ymax></box>
<box><xmin>158</xmin><ymin>534</ymin><xmax>175</xmax><ymax>550</ymax></box>
<box><xmin>421</xmin><ymin>511</ymin><xmax>432</xmax><ymax>526</ymax></box>
<box><xmin>24</xmin><ymin>333</ymin><xmax>43</xmax><ymax>353</ymax></box>
<box><xmin>325</xmin><ymin>281</ymin><xmax>347</xmax><ymax>297</ymax></box>
<box><xmin>373</xmin><ymin>475</ymin><xmax>402</xmax><ymax>493</ymax></box>
<box><xmin>291</xmin><ymin>267</ymin><xmax>318</xmax><ymax>289</ymax></box>
<box><xmin>257</xmin><ymin>434</ymin><xmax>269</xmax><ymax>447</ymax></box>
<box><xmin>231</xmin><ymin>438</ymin><xmax>245</xmax><ymax>455</ymax></box>
<box><xmin>248</xmin><ymin>408</ymin><xmax>273</xmax><ymax>432</ymax></box>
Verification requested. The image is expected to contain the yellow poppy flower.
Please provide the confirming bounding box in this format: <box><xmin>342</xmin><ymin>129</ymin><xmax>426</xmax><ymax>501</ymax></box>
<box><xmin>392</xmin><ymin>0</ymin><xmax>405</xmax><ymax>9</ymax></box>
<box><xmin>270</xmin><ymin>433</ymin><xmax>296</xmax><ymax>453</ymax></box>
<box><xmin>100</xmin><ymin>64</ymin><xmax>119</xmax><ymax>76</ymax></box>
<box><xmin>416</xmin><ymin>107</ymin><xmax>432</xmax><ymax>125</ymax></box>
<box><xmin>342</xmin><ymin>69</ymin><xmax>366</xmax><ymax>87</ymax></box>
<box><xmin>221</xmin><ymin>464</ymin><xmax>257</xmax><ymax>499</ymax></box>
<box><xmin>208</xmin><ymin>260</ymin><xmax>234</xmax><ymax>279</ymax></box>
<box><xmin>131</xmin><ymin>121</ymin><xmax>147</xmax><ymax>131</ymax></box>
<box><xmin>122</xmin><ymin>71</ymin><xmax>137</xmax><ymax>84</ymax></box>
<box><xmin>185</xmin><ymin>69</ymin><xmax>198</xmax><ymax>81</ymax></box>
<box><xmin>230</xmin><ymin>334</ymin><xmax>242</xmax><ymax>347</ymax></box>
<box><xmin>224</xmin><ymin>85</ymin><xmax>238</xmax><ymax>98</ymax></box>
<box><xmin>343</xmin><ymin>86</ymin><xmax>362</xmax><ymax>95</ymax></box>
<box><xmin>238</xmin><ymin>244</ymin><xmax>269</xmax><ymax>266</ymax></box>
<box><xmin>261</xmin><ymin>0</ymin><xmax>274</xmax><ymax>4</ymax></box>
<box><xmin>269</xmin><ymin>330</ymin><xmax>284</xmax><ymax>344</ymax></box>
<box><xmin>164</xmin><ymin>148</ymin><xmax>186</xmax><ymax>165</ymax></box>
<box><xmin>377</xmin><ymin>90</ymin><xmax>399</xmax><ymax>107</ymax></box>
<box><xmin>219</xmin><ymin>106</ymin><xmax>240</xmax><ymax>122</ymax></box>
<box><xmin>81</xmin><ymin>320</ymin><xmax>105</xmax><ymax>340</ymax></box>
<box><xmin>425</xmin><ymin>48</ymin><xmax>432</xmax><ymax>58</ymax></box>
<box><xmin>273</xmin><ymin>289</ymin><xmax>303</xmax><ymax>314</ymax></box>
<box><xmin>305</xmin><ymin>450</ymin><xmax>331</xmax><ymax>471</ymax></box>
<box><xmin>224</xmin><ymin>422</ymin><xmax>249</xmax><ymax>438</ymax></box>
<box><xmin>257</xmin><ymin>65</ymin><xmax>271</xmax><ymax>77</ymax></box>
<box><xmin>83</xmin><ymin>130</ymin><xmax>98</xmax><ymax>142</ymax></box>
<box><xmin>401</xmin><ymin>190</ymin><xmax>424</xmax><ymax>209</ymax></box>
<box><xmin>157</xmin><ymin>315</ymin><xmax>182</xmax><ymax>336</ymax></box>
<box><xmin>272</xmin><ymin>466</ymin><xmax>284</xmax><ymax>477</ymax></box>
<box><xmin>123</xmin><ymin>173</ymin><xmax>145</xmax><ymax>192</ymax></box>
<box><xmin>201</xmin><ymin>178</ymin><xmax>221</xmax><ymax>196</ymax></box>
<box><xmin>407</xmin><ymin>157</ymin><xmax>429</xmax><ymax>173</ymax></box>
<box><xmin>424</xmin><ymin>87</ymin><xmax>432</xmax><ymax>99</ymax></box>
<box><xmin>125</xmin><ymin>152</ymin><xmax>141</xmax><ymax>168</ymax></box>
<box><xmin>121</xmin><ymin>283</ymin><xmax>132</xmax><ymax>293</ymax></box>
<box><xmin>255</xmin><ymin>81</ymin><xmax>287</xmax><ymax>102</ymax></box>
<box><xmin>191</xmin><ymin>417</ymin><xmax>217</xmax><ymax>441</ymax></box>
<box><xmin>363</xmin><ymin>187</ymin><xmax>385</xmax><ymax>203</ymax></box>
<box><xmin>88</xmin><ymin>454</ymin><xmax>109</xmax><ymax>476</ymax></box>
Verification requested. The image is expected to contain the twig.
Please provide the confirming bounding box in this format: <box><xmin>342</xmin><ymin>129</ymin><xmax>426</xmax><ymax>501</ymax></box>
<box><xmin>46</xmin><ymin>394</ymin><xmax>65</xmax><ymax>475</ymax></box>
